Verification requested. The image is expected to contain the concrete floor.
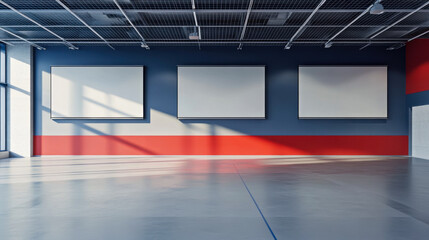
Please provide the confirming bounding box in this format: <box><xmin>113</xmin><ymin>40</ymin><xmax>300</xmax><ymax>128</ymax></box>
<box><xmin>1</xmin><ymin>156</ymin><xmax>429</xmax><ymax>240</ymax></box>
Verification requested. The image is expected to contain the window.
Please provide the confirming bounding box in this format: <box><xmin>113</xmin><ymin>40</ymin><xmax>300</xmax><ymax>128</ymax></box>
<box><xmin>0</xmin><ymin>44</ymin><xmax>6</xmax><ymax>151</ymax></box>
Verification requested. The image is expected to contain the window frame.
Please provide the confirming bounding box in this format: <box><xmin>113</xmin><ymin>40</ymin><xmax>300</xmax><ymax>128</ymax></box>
<box><xmin>0</xmin><ymin>43</ymin><xmax>7</xmax><ymax>151</ymax></box>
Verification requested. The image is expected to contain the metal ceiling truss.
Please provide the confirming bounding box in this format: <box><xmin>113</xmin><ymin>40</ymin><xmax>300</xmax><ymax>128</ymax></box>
<box><xmin>324</xmin><ymin>1</ymin><xmax>376</xmax><ymax>48</ymax></box>
<box><xmin>0</xmin><ymin>26</ymin><xmax>45</xmax><ymax>49</ymax></box>
<box><xmin>2</xmin><ymin>24</ymin><xmax>429</xmax><ymax>28</ymax></box>
<box><xmin>112</xmin><ymin>0</ymin><xmax>149</xmax><ymax>49</ymax></box>
<box><xmin>0</xmin><ymin>0</ymin><xmax>77</xmax><ymax>49</ymax></box>
<box><xmin>0</xmin><ymin>39</ymin><xmax>13</xmax><ymax>46</ymax></box>
<box><xmin>54</xmin><ymin>0</ymin><xmax>115</xmax><ymax>50</ymax></box>
<box><xmin>1</xmin><ymin>9</ymin><xmax>429</xmax><ymax>14</ymax></box>
<box><xmin>0</xmin><ymin>0</ymin><xmax>427</xmax><ymax>50</ymax></box>
<box><xmin>190</xmin><ymin>0</ymin><xmax>201</xmax><ymax>48</ymax></box>
<box><xmin>409</xmin><ymin>28</ymin><xmax>429</xmax><ymax>41</ymax></box>
<box><xmin>18</xmin><ymin>40</ymin><xmax>405</xmax><ymax>45</ymax></box>
<box><xmin>369</xmin><ymin>0</ymin><xmax>429</xmax><ymax>49</ymax></box>
<box><xmin>237</xmin><ymin>0</ymin><xmax>254</xmax><ymax>50</ymax></box>
<box><xmin>284</xmin><ymin>0</ymin><xmax>326</xmax><ymax>49</ymax></box>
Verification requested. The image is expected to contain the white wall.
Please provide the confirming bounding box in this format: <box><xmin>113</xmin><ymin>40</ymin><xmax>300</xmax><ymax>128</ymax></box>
<box><xmin>7</xmin><ymin>45</ymin><xmax>33</xmax><ymax>157</ymax></box>
<box><xmin>412</xmin><ymin>105</ymin><xmax>429</xmax><ymax>159</ymax></box>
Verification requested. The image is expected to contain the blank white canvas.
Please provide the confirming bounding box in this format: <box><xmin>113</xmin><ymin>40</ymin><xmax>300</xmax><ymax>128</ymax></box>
<box><xmin>412</xmin><ymin>105</ymin><xmax>429</xmax><ymax>160</ymax></box>
<box><xmin>51</xmin><ymin>66</ymin><xmax>144</xmax><ymax>119</ymax></box>
<box><xmin>177</xmin><ymin>66</ymin><xmax>265</xmax><ymax>119</ymax></box>
<box><xmin>299</xmin><ymin>66</ymin><xmax>387</xmax><ymax>119</ymax></box>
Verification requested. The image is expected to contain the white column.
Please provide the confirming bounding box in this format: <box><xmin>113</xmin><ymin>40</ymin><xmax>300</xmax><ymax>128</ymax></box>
<box><xmin>7</xmin><ymin>45</ymin><xmax>33</xmax><ymax>157</ymax></box>
<box><xmin>412</xmin><ymin>104</ymin><xmax>429</xmax><ymax>160</ymax></box>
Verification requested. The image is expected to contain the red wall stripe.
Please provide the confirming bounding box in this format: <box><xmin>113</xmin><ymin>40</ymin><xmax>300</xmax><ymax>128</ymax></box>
<box><xmin>33</xmin><ymin>135</ymin><xmax>408</xmax><ymax>155</ymax></box>
<box><xmin>406</xmin><ymin>39</ymin><xmax>429</xmax><ymax>94</ymax></box>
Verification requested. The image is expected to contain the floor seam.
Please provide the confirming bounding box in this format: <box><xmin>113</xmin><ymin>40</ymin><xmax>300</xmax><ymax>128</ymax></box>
<box><xmin>321</xmin><ymin>174</ymin><xmax>429</xmax><ymax>227</ymax></box>
<box><xmin>233</xmin><ymin>163</ymin><xmax>277</xmax><ymax>240</ymax></box>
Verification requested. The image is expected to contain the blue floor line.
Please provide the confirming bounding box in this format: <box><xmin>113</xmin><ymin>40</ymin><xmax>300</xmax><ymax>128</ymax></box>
<box><xmin>233</xmin><ymin>164</ymin><xmax>278</xmax><ymax>240</ymax></box>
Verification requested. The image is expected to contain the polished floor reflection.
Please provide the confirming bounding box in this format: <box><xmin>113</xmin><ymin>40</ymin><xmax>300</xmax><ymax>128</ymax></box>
<box><xmin>1</xmin><ymin>156</ymin><xmax>429</xmax><ymax>239</ymax></box>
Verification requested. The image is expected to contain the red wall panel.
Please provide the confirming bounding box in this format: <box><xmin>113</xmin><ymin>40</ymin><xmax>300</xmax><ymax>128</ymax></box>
<box><xmin>406</xmin><ymin>39</ymin><xmax>429</xmax><ymax>94</ymax></box>
<box><xmin>34</xmin><ymin>135</ymin><xmax>408</xmax><ymax>156</ymax></box>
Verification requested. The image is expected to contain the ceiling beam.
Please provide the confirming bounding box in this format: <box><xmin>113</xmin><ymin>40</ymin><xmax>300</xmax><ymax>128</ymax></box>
<box><xmin>0</xmin><ymin>27</ymin><xmax>45</xmax><ymax>50</ymax></box>
<box><xmin>285</xmin><ymin>0</ymin><xmax>326</xmax><ymax>49</ymax></box>
<box><xmin>0</xmin><ymin>0</ymin><xmax>78</xmax><ymax>49</ymax></box>
<box><xmin>359</xmin><ymin>42</ymin><xmax>372</xmax><ymax>50</ymax></box>
<box><xmin>0</xmin><ymin>9</ymin><xmax>428</xmax><ymax>14</ymax></box>
<box><xmin>191</xmin><ymin>0</ymin><xmax>201</xmax><ymax>40</ymax></box>
<box><xmin>0</xmin><ymin>38</ymin><xmax>408</xmax><ymax>42</ymax></box>
<box><xmin>54</xmin><ymin>0</ymin><xmax>115</xmax><ymax>50</ymax></box>
<box><xmin>0</xmin><ymin>38</ymin><xmax>409</xmax><ymax>42</ymax></box>
<box><xmin>324</xmin><ymin>2</ymin><xmax>374</xmax><ymax>48</ymax></box>
<box><xmin>113</xmin><ymin>0</ymin><xmax>149</xmax><ymax>49</ymax></box>
<box><xmin>190</xmin><ymin>0</ymin><xmax>201</xmax><ymax>49</ymax></box>
<box><xmin>399</xmin><ymin>19</ymin><xmax>429</xmax><ymax>38</ymax></box>
<box><xmin>408</xmin><ymin>28</ymin><xmax>429</xmax><ymax>41</ymax></box>
<box><xmin>0</xmin><ymin>39</ymin><xmax>14</xmax><ymax>46</ymax></box>
<box><xmin>237</xmin><ymin>0</ymin><xmax>254</xmax><ymax>50</ymax></box>
<box><xmin>1</xmin><ymin>24</ymin><xmax>429</xmax><ymax>28</ymax></box>
<box><xmin>370</xmin><ymin>1</ymin><xmax>429</xmax><ymax>39</ymax></box>
<box><xmin>11</xmin><ymin>40</ymin><xmax>405</xmax><ymax>45</ymax></box>
<box><xmin>400</xmin><ymin>27</ymin><xmax>420</xmax><ymax>38</ymax></box>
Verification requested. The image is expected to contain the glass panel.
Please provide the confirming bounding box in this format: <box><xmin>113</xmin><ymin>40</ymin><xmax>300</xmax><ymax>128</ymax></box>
<box><xmin>0</xmin><ymin>44</ymin><xmax>4</xmax><ymax>84</ymax></box>
<box><xmin>0</xmin><ymin>85</ymin><xmax>5</xmax><ymax>151</ymax></box>
<box><xmin>0</xmin><ymin>43</ymin><xmax>6</xmax><ymax>151</ymax></box>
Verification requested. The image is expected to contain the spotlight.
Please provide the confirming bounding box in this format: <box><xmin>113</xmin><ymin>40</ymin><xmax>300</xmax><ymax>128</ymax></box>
<box><xmin>141</xmin><ymin>42</ymin><xmax>150</xmax><ymax>49</ymax></box>
<box><xmin>386</xmin><ymin>43</ymin><xmax>405</xmax><ymax>51</ymax></box>
<box><xmin>189</xmin><ymin>31</ymin><xmax>200</xmax><ymax>40</ymax></box>
<box><xmin>285</xmin><ymin>43</ymin><xmax>292</xmax><ymax>50</ymax></box>
<box><xmin>324</xmin><ymin>42</ymin><xmax>333</xmax><ymax>48</ymax></box>
<box><xmin>370</xmin><ymin>0</ymin><xmax>384</xmax><ymax>15</ymax></box>
<box><xmin>68</xmin><ymin>46</ymin><xmax>79</xmax><ymax>50</ymax></box>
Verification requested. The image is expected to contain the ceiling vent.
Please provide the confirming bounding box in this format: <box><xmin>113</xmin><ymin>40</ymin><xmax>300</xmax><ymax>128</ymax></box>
<box><xmin>267</xmin><ymin>12</ymin><xmax>291</xmax><ymax>25</ymax></box>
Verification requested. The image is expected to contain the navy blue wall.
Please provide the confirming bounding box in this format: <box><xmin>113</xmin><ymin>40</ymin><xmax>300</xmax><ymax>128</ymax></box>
<box><xmin>34</xmin><ymin>46</ymin><xmax>407</xmax><ymax>136</ymax></box>
<box><xmin>407</xmin><ymin>91</ymin><xmax>429</xmax><ymax>107</ymax></box>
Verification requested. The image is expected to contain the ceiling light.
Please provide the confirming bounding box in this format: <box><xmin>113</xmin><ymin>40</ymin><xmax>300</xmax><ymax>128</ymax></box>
<box><xmin>386</xmin><ymin>43</ymin><xmax>405</xmax><ymax>51</ymax></box>
<box><xmin>65</xmin><ymin>41</ymin><xmax>78</xmax><ymax>50</ymax></box>
<box><xmin>189</xmin><ymin>31</ymin><xmax>200</xmax><ymax>40</ymax></box>
<box><xmin>370</xmin><ymin>0</ymin><xmax>384</xmax><ymax>15</ymax></box>
<box><xmin>141</xmin><ymin>42</ymin><xmax>150</xmax><ymax>49</ymax></box>
<box><xmin>324</xmin><ymin>42</ymin><xmax>333</xmax><ymax>48</ymax></box>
